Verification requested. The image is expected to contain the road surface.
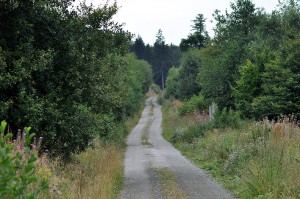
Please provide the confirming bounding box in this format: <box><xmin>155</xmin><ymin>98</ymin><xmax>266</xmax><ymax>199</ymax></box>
<box><xmin>120</xmin><ymin>97</ymin><xmax>234</xmax><ymax>199</ymax></box>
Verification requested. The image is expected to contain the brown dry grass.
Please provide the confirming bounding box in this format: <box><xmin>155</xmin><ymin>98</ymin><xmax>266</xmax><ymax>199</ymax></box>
<box><xmin>172</xmin><ymin>100</ymin><xmax>183</xmax><ymax>109</ymax></box>
<box><xmin>40</xmin><ymin>141</ymin><xmax>124</xmax><ymax>199</ymax></box>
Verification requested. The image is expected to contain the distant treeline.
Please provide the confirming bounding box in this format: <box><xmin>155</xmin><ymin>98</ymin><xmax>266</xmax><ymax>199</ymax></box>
<box><xmin>0</xmin><ymin>1</ymin><xmax>152</xmax><ymax>157</ymax></box>
<box><xmin>165</xmin><ymin>0</ymin><xmax>300</xmax><ymax>120</ymax></box>
<box><xmin>130</xmin><ymin>30</ymin><xmax>181</xmax><ymax>89</ymax></box>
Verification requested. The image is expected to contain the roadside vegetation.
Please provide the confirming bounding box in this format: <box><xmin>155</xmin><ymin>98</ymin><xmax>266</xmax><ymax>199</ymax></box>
<box><xmin>153</xmin><ymin>167</ymin><xmax>188</xmax><ymax>199</ymax></box>
<box><xmin>0</xmin><ymin>1</ymin><xmax>153</xmax><ymax>198</ymax></box>
<box><xmin>162</xmin><ymin>1</ymin><xmax>300</xmax><ymax>198</ymax></box>
<box><xmin>2</xmin><ymin>0</ymin><xmax>300</xmax><ymax>198</ymax></box>
<box><xmin>162</xmin><ymin>99</ymin><xmax>300</xmax><ymax>198</ymax></box>
<box><xmin>0</xmin><ymin>101</ymin><xmax>146</xmax><ymax>198</ymax></box>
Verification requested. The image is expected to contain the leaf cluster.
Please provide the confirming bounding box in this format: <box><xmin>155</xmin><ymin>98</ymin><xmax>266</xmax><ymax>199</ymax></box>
<box><xmin>166</xmin><ymin>0</ymin><xmax>300</xmax><ymax>119</ymax></box>
<box><xmin>0</xmin><ymin>1</ymin><xmax>152</xmax><ymax>157</ymax></box>
<box><xmin>0</xmin><ymin>121</ymin><xmax>48</xmax><ymax>198</ymax></box>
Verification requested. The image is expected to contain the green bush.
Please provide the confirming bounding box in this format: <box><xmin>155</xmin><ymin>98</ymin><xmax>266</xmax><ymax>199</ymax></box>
<box><xmin>0</xmin><ymin>2</ymin><xmax>153</xmax><ymax>158</ymax></box>
<box><xmin>150</xmin><ymin>84</ymin><xmax>161</xmax><ymax>94</ymax></box>
<box><xmin>178</xmin><ymin>94</ymin><xmax>207</xmax><ymax>116</ymax></box>
<box><xmin>177</xmin><ymin>50</ymin><xmax>201</xmax><ymax>100</ymax></box>
<box><xmin>213</xmin><ymin>108</ymin><xmax>241</xmax><ymax>129</ymax></box>
<box><xmin>172</xmin><ymin>122</ymin><xmax>213</xmax><ymax>143</ymax></box>
<box><xmin>0</xmin><ymin>121</ymin><xmax>48</xmax><ymax>198</ymax></box>
<box><xmin>164</xmin><ymin>67</ymin><xmax>180</xmax><ymax>99</ymax></box>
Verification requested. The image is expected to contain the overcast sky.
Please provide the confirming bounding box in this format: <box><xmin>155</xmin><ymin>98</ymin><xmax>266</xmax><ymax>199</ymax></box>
<box><xmin>88</xmin><ymin>0</ymin><xmax>279</xmax><ymax>45</ymax></box>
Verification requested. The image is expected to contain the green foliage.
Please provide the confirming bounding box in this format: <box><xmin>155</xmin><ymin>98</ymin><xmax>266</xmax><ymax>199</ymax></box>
<box><xmin>164</xmin><ymin>67</ymin><xmax>180</xmax><ymax>99</ymax></box>
<box><xmin>0</xmin><ymin>1</ymin><xmax>152</xmax><ymax>158</ymax></box>
<box><xmin>130</xmin><ymin>32</ymin><xmax>181</xmax><ymax>89</ymax></box>
<box><xmin>180</xmin><ymin>13</ymin><xmax>209</xmax><ymax>51</ymax></box>
<box><xmin>213</xmin><ymin>108</ymin><xmax>241</xmax><ymax>129</ymax></box>
<box><xmin>233</xmin><ymin>1</ymin><xmax>300</xmax><ymax>119</ymax></box>
<box><xmin>178</xmin><ymin>50</ymin><xmax>201</xmax><ymax>100</ymax></box>
<box><xmin>251</xmin><ymin>61</ymin><xmax>297</xmax><ymax>118</ymax></box>
<box><xmin>130</xmin><ymin>35</ymin><xmax>146</xmax><ymax>60</ymax></box>
<box><xmin>233</xmin><ymin>60</ymin><xmax>261</xmax><ymax>118</ymax></box>
<box><xmin>150</xmin><ymin>84</ymin><xmax>161</xmax><ymax>94</ymax></box>
<box><xmin>0</xmin><ymin>121</ymin><xmax>48</xmax><ymax>198</ymax></box>
<box><xmin>163</xmin><ymin>100</ymin><xmax>300</xmax><ymax>198</ymax></box>
<box><xmin>199</xmin><ymin>0</ymin><xmax>259</xmax><ymax>108</ymax></box>
<box><xmin>122</xmin><ymin>54</ymin><xmax>153</xmax><ymax>116</ymax></box>
<box><xmin>197</xmin><ymin>45</ymin><xmax>230</xmax><ymax>107</ymax></box>
<box><xmin>178</xmin><ymin>94</ymin><xmax>207</xmax><ymax>116</ymax></box>
<box><xmin>166</xmin><ymin>0</ymin><xmax>300</xmax><ymax>118</ymax></box>
<box><xmin>172</xmin><ymin>122</ymin><xmax>213</xmax><ymax>143</ymax></box>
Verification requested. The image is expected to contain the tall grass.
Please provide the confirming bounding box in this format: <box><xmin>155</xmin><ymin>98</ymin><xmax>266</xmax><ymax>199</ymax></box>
<box><xmin>242</xmin><ymin>118</ymin><xmax>300</xmax><ymax>198</ymax></box>
<box><xmin>38</xmin><ymin>99</ymin><xmax>146</xmax><ymax>199</ymax></box>
<box><xmin>46</xmin><ymin>141</ymin><xmax>123</xmax><ymax>199</ymax></box>
<box><xmin>162</xmin><ymin>99</ymin><xmax>300</xmax><ymax>199</ymax></box>
<box><xmin>0</xmin><ymin>122</ymin><xmax>126</xmax><ymax>199</ymax></box>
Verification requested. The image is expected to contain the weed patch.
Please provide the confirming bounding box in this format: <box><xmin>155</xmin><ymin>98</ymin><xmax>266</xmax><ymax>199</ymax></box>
<box><xmin>142</xmin><ymin>101</ymin><xmax>154</xmax><ymax>147</ymax></box>
<box><xmin>153</xmin><ymin>167</ymin><xmax>188</xmax><ymax>199</ymax></box>
<box><xmin>162</xmin><ymin>99</ymin><xmax>300</xmax><ymax>199</ymax></box>
<box><xmin>37</xmin><ymin>102</ymin><xmax>146</xmax><ymax>198</ymax></box>
<box><xmin>54</xmin><ymin>142</ymin><xmax>123</xmax><ymax>199</ymax></box>
<box><xmin>0</xmin><ymin>121</ymin><xmax>49</xmax><ymax>198</ymax></box>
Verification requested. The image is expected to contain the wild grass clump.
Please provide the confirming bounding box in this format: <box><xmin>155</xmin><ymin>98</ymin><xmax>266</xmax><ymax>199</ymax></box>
<box><xmin>241</xmin><ymin>117</ymin><xmax>300</xmax><ymax>199</ymax></box>
<box><xmin>40</xmin><ymin>101</ymin><xmax>145</xmax><ymax>198</ymax></box>
<box><xmin>213</xmin><ymin>107</ymin><xmax>242</xmax><ymax>129</ymax></box>
<box><xmin>161</xmin><ymin>99</ymin><xmax>201</xmax><ymax>142</ymax></box>
<box><xmin>172</xmin><ymin>122</ymin><xmax>213</xmax><ymax>143</ymax></box>
<box><xmin>150</xmin><ymin>83</ymin><xmax>161</xmax><ymax>94</ymax></box>
<box><xmin>0</xmin><ymin>121</ymin><xmax>49</xmax><ymax>198</ymax></box>
<box><xmin>189</xmin><ymin>118</ymin><xmax>300</xmax><ymax>198</ymax></box>
<box><xmin>153</xmin><ymin>167</ymin><xmax>188</xmax><ymax>199</ymax></box>
<box><xmin>164</xmin><ymin>98</ymin><xmax>241</xmax><ymax>144</ymax></box>
<box><xmin>48</xmin><ymin>141</ymin><xmax>124</xmax><ymax>199</ymax></box>
<box><xmin>162</xmin><ymin>99</ymin><xmax>300</xmax><ymax>199</ymax></box>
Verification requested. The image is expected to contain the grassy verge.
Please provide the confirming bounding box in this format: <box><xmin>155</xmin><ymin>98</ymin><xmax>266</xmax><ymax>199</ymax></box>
<box><xmin>162</xmin><ymin>99</ymin><xmax>300</xmax><ymax>199</ymax></box>
<box><xmin>37</xmin><ymin>102</ymin><xmax>146</xmax><ymax>199</ymax></box>
<box><xmin>43</xmin><ymin>141</ymin><xmax>124</xmax><ymax>199</ymax></box>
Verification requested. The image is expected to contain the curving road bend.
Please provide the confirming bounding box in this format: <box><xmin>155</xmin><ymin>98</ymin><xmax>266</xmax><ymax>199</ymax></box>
<box><xmin>120</xmin><ymin>97</ymin><xmax>234</xmax><ymax>199</ymax></box>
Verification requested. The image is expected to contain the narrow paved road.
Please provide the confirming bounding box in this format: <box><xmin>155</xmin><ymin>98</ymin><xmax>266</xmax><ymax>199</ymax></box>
<box><xmin>120</xmin><ymin>97</ymin><xmax>234</xmax><ymax>199</ymax></box>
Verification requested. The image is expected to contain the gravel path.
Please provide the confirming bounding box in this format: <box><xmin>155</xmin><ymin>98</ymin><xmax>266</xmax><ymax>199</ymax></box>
<box><xmin>120</xmin><ymin>97</ymin><xmax>234</xmax><ymax>199</ymax></box>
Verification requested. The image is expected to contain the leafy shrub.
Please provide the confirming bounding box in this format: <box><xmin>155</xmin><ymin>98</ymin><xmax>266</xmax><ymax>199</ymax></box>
<box><xmin>0</xmin><ymin>2</ymin><xmax>152</xmax><ymax>159</ymax></box>
<box><xmin>178</xmin><ymin>94</ymin><xmax>207</xmax><ymax>116</ymax></box>
<box><xmin>213</xmin><ymin>108</ymin><xmax>241</xmax><ymax>129</ymax></box>
<box><xmin>164</xmin><ymin>67</ymin><xmax>180</xmax><ymax>99</ymax></box>
<box><xmin>177</xmin><ymin>50</ymin><xmax>201</xmax><ymax>100</ymax></box>
<box><xmin>157</xmin><ymin>93</ymin><xmax>165</xmax><ymax>106</ymax></box>
<box><xmin>151</xmin><ymin>84</ymin><xmax>161</xmax><ymax>94</ymax></box>
<box><xmin>172</xmin><ymin>122</ymin><xmax>213</xmax><ymax>143</ymax></box>
<box><xmin>0</xmin><ymin>121</ymin><xmax>48</xmax><ymax>198</ymax></box>
<box><xmin>242</xmin><ymin>118</ymin><xmax>300</xmax><ymax>198</ymax></box>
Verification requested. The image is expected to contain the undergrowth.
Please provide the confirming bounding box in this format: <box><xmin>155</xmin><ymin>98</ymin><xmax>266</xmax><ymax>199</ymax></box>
<box><xmin>0</xmin><ymin>121</ymin><xmax>49</xmax><ymax>198</ymax></box>
<box><xmin>37</xmin><ymin>98</ymin><xmax>146</xmax><ymax>199</ymax></box>
<box><xmin>162</xmin><ymin>99</ymin><xmax>300</xmax><ymax>199</ymax></box>
<box><xmin>0</xmin><ymin>96</ymin><xmax>146</xmax><ymax>199</ymax></box>
<box><xmin>43</xmin><ymin>141</ymin><xmax>124</xmax><ymax>199</ymax></box>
